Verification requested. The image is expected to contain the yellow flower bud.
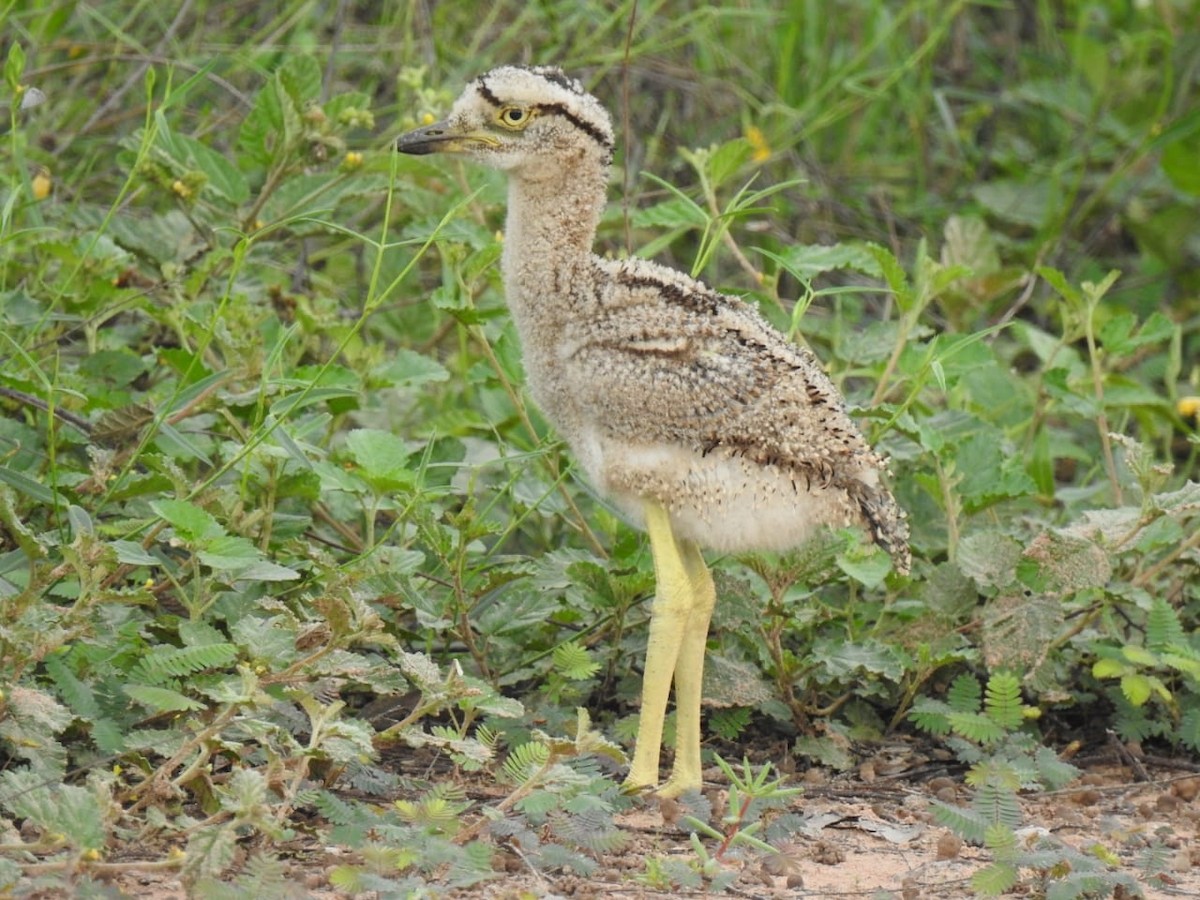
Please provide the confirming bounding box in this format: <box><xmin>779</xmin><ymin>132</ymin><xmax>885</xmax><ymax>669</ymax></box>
<box><xmin>171</xmin><ymin>179</ymin><xmax>192</xmax><ymax>199</ymax></box>
<box><xmin>1178</xmin><ymin>396</ymin><xmax>1200</xmax><ymax>420</ymax></box>
<box><xmin>32</xmin><ymin>169</ymin><xmax>51</xmax><ymax>200</ymax></box>
<box><xmin>342</xmin><ymin>151</ymin><xmax>364</xmax><ymax>171</ymax></box>
<box><xmin>745</xmin><ymin>126</ymin><xmax>771</xmax><ymax>163</ymax></box>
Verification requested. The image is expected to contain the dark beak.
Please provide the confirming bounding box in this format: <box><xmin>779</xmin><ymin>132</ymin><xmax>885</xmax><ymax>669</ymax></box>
<box><xmin>396</xmin><ymin>120</ymin><xmax>457</xmax><ymax>155</ymax></box>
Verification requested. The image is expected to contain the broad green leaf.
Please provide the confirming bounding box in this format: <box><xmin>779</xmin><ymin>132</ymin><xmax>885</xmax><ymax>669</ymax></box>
<box><xmin>835</xmin><ymin>541</ymin><xmax>893</xmax><ymax>587</ymax></box>
<box><xmin>1120</xmin><ymin>673</ymin><xmax>1153</xmax><ymax>706</ymax></box>
<box><xmin>345</xmin><ymin>428</ymin><xmax>414</xmax><ymax>489</ymax></box>
<box><xmin>706</xmin><ymin>137</ymin><xmax>753</xmax><ymax>189</ymax></box>
<box><xmin>1121</xmin><ymin>645</ymin><xmax>1161</xmax><ymax>668</ymax></box>
<box><xmin>0</xmin><ymin>463</ymin><xmax>62</xmax><ymax>504</ymax></box>
<box><xmin>973</xmin><ymin>180</ymin><xmax>1051</xmax><ymax>229</ymax></box>
<box><xmin>229</xmin><ymin>559</ymin><xmax>301</xmax><ymax>581</ymax></box>
<box><xmin>766</xmin><ymin>242</ymin><xmax>881</xmax><ymax>280</ymax></box>
<box><xmin>112</xmin><ymin>540</ymin><xmax>159</xmax><ymax>566</ymax></box>
<box><xmin>176</xmin><ymin>132</ymin><xmax>250</xmax><ymax>204</ymax></box>
<box><xmin>941</xmin><ymin>215</ymin><xmax>1000</xmax><ymax>277</ymax></box>
<box><xmin>378</xmin><ymin>348</ymin><xmax>450</xmax><ymax>387</ymax></box>
<box><xmin>0</xmin><ymin>770</ymin><xmax>106</xmax><ymax>852</ymax></box>
<box><xmin>1162</xmin><ymin>134</ymin><xmax>1200</xmax><ymax>195</ymax></box>
<box><xmin>276</xmin><ymin>54</ymin><xmax>322</xmax><ymax>106</ymax></box>
<box><xmin>151</xmin><ymin>498</ymin><xmax>224</xmax><ymax>543</ymax></box>
<box><xmin>198</xmin><ymin>535</ymin><xmax>261</xmax><ymax>569</ymax></box>
<box><xmin>1091</xmin><ymin>657</ymin><xmax>1128</xmax><ymax>679</ymax></box>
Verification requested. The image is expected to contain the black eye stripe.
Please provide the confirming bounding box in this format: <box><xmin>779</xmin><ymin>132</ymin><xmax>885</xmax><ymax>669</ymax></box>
<box><xmin>534</xmin><ymin>102</ymin><xmax>613</xmax><ymax>152</ymax></box>
<box><xmin>475</xmin><ymin>74</ymin><xmax>613</xmax><ymax>159</ymax></box>
<box><xmin>476</xmin><ymin>76</ymin><xmax>502</xmax><ymax>108</ymax></box>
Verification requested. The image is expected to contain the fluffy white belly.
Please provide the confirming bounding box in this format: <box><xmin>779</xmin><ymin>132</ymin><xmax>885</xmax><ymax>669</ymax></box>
<box><xmin>573</xmin><ymin>432</ymin><xmax>864</xmax><ymax>553</ymax></box>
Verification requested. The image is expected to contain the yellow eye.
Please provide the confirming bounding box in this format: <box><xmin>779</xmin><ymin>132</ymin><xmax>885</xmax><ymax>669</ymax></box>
<box><xmin>498</xmin><ymin>106</ymin><xmax>530</xmax><ymax>128</ymax></box>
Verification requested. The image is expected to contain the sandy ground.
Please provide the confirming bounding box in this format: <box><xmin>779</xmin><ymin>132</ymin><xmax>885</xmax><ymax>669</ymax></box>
<box><xmin>74</xmin><ymin>747</ymin><xmax>1200</xmax><ymax>899</ymax></box>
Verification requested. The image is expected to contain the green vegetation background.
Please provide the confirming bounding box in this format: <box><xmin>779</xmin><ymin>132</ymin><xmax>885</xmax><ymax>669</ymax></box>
<box><xmin>1</xmin><ymin>0</ymin><xmax>1198</xmax><ymax>894</ymax></box>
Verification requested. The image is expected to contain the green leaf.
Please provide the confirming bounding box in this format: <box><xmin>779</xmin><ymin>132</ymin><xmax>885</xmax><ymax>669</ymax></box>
<box><xmin>1121</xmin><ymin>645</ymin><xmax>1160</xmax><ymax>668</ymax></box>
<box><xmin>552</xmin><ymin>641</ymin><xmax>600</xmax><ymax>680</ymax></box>
<box><xmin>124</xmin><ymin>684</ymin><xmax>206</xmax><ymax>712</ymax></box>
<box><xmin>1146</xmin><ymin>597</ymin><xmax>1187</xmax><ymax>653</ymax></box>
<box><xmin>1036</xmin><ymin>266</ymin><xmax>1081</xmax><ymax>306</ymax></box>
<box><xmin>766</xmin><ymin>242</ymin><xmax>881</xmax><ymax>280</ymax></box>
<box><xmin>112</xmin><ymin>540</ymin><xmax>159</xmax><ymax>566</ymax></box>
<box><xmin>131</xmin><ymin>643</ymin><xmax>238</xmax><ymax>684</ymax></box>
<box><xmin>1120</xmin><ymin>673</ymin><xmax>1153</xmax><ymax>706</ymax></box>
<box><xmin>983</xmin><ymin>671</ymin><xmax>1023</xmax><ymax>732</ymax></box>
<box><xmin>276</xmin><ymin>55</ymin><xmax>322</xmax><ymax>106</ymax></box>
<box><xmin>835</xmin><ymin>540</ymin><xmax>893</xmax><ymax>586</ymax></box>
<box><xmin>5</xmin><ymin>43</ymin><xmax>25</xmax><ymax>93</ymax></box>
<box><xmin>971</xmin><ymin>860</ymin><xmax>1019</xmax><ymax>897</ymax></box>
<box><xmin>0</xmin><ymin>770</ymin><xmax>107</xmax><ymax>852</ymax></box>
<box><xmin>344</xmin><ymin>428</ymin><xmax>414</xmax><ymax>490</ymax></box>
<box><xmin>150</xmin><ymin>498</ymin><xmax>225</xmax><ymax>543</ymax></box>
<box><xmin>0</xmin><ymin>463</ymin><xmax>63</xmax><ymax>505</ymax></box>
<box><xmin>705</xmin><ymin>138</ymin><xmax>753</xmax><ymax>188</ymax></box>
<box><xmin>930</xmin><ymin>799</ymin><xmax>989</xmax><ymax>844</ymax></box>
<box><xmin>1091</xmin><ymin>657</ymin><xmax>1128</xmax><ymax>679</ymax></box>
<box><xmin>198</xmin><ymin>535</ymin><xmax>261</xmax><ymax>569</ymax></box>
<box><xmin>377</xmin><ymin>348</ymin><xmax>450</xmax><ymax>387</ymax></box>
<box><xmin>176</xmin><ymin>132</ymin><xmax>250</xmax><ymax>204</ymax></box>
<box><xmin>947</xmin><ymin>673</ymin><xmax>982</xmax><ymax>713</ymax></box>
<box><xmin>973</xmin><ymin>180</ymin><xmax>1051</xmax><ymax>229</ymax></box>
<box><xmin>1161</xmin><ymin>133</ymin><xmax>1200</xmax><ymax>195</ymax></box>
<box><xmin>941</xmin><ymin>215</ymin><xmax>1000</xmax><ymax>277</ymax></box>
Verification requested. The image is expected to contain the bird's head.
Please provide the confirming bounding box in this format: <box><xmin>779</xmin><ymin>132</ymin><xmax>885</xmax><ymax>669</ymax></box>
<box><xmin>396</xmin><ymin>66</ymin><xmax>614</xmax><ymax>176</ymax></box>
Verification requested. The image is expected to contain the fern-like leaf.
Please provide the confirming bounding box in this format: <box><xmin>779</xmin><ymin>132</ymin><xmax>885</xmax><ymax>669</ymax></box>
<box><xmin>1032</xmin><ymin>746</ymin><xmax>1080</xmax><ymax>790</ymax></box>
<box><xmin>947</xmin><ymin>710</ymin><xmax>1006</xmax><ymax>745</ymax></box>
<box><xmin>552</xmin><ymin>641</ymin><xmax>600</xmax><ymax>680</ymax></box>
<box><xmin>130</xmin><ymin>642</ymin><xmax>238</xmax><ymax>685</ymax></box>
<box><xmin>124</xmin><ymin>684</ymin><xmax>205</xmax><ymax>712</ymax></box>
<box><xmin>909</xmin><ymin>697</ymin><xmax>957</xmax><ymax>735</ymax></box>
<box><xmin>931</xmin><ymin>799</ymin><xmax>989</xmax><ymax>844</ymax></box>
<box><xmin>709</xmin><ymin>707</ymin><xmax>752</xmax><ymax>741</ymax></box>
<box><xmin>1180</xmin><ymin>704</ymin><xmax>1200</xmax><ymax>752</ymax></box>
<box><xmin>947</xmin><ymin>673</ymin><xmax>983</xmax><ymax>713</ymax></box>
<box><xmin>971</xmin><ymin>860</ymin><xmax>1019</xmax><ymax>897</ymax></box>
<box><xmin>500</xmin><ymin>741</ymin><xmax>550</xmax><ymax>785</ymax></box>
<box><xmin>972</xmin><ymin>781</ymin><xmax>1022</xmax><ymax>830</ymax></box>
<box><xmin>984</xmin><ymin>671</ymin><xmax>1024</xmax><ymax>732</ymax></box>
<box><xmin>1145</xmin><ymin>596</ymin><xmax>1186</xmax><ymax>653</ymax></box>
<box><xmin>555</xmin><ymin>804</ymin><xmax>628</xmax><ymax>854</ymax></box>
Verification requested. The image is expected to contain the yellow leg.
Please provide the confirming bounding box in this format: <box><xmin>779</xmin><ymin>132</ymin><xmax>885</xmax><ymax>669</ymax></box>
<box><xmin>661</xmin><ymin>539</ymin><xmax>715</xmax><ymax>797</ymax></box>
<box><xmin>623</xmin><ymin>501</ymin><xmax>715</xmax><ymax>797</ymax></box>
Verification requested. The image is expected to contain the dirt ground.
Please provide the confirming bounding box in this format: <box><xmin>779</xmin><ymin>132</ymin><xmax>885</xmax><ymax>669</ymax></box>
<box><xmin>95</xmin><ymin>743</ymin><xmax>1200</xmax><ymax>900</ymax></box>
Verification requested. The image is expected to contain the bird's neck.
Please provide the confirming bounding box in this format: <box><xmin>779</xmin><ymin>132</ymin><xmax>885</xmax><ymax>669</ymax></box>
<box><xmin>501</xmin><ymin>162</ymin><xmax>608</xmax><ymax>321</ymax></box>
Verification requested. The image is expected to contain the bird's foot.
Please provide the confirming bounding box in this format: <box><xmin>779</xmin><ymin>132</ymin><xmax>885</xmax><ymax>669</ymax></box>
<box><xmin>620</xmin><ymin>771</ymin><xmax>702</xmax><ymax>799</ymax></box>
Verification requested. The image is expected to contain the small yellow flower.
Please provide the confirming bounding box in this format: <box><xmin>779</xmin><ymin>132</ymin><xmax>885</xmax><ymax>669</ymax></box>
<box><xmin>421</xmin><ymin>111</ymin><xmax>436</xmax><ymax>125</ymax></box>
<box><xmin>745</xmin><ymin>125</ymin><xmax>771</xmax><ymax>163</ymax></box>
<box><xmin>171</xmin><ymin>179</ymin><xmax>192</xmax><ymax>199</ymax></box>
<box><xmin>342</xmin><ymin>151</ymin><xmax>364</xmax><ymax>171</ymax></box>
<box><xmin>31</xmin><ymin>168</ymin><xmax>51</xmax><ymax>200</ymax></box>
<box><xmin>1178</xmin><ymin>396</ymin><xmax>1200</xmax><ymax>420</ymax></box>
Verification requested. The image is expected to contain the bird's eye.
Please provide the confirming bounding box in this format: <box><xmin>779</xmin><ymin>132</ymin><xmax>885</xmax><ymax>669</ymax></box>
<box><xmin>498</xmin><ymin>106</ymin><xmax>530</xmax><ymax>128</ymax></box>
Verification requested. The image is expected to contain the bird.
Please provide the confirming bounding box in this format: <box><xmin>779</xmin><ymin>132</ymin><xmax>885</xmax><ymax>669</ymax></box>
<box><xmin>396</xmin><ymin>65</ymin><xmax>910</xmax><ymax>798</ymax></box>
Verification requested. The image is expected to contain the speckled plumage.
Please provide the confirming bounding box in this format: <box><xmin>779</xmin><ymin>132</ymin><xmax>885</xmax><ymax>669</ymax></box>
<box><xmin>399</xmin><ymin>65</ymin><xmax>909</xmax><ymax>571</ymax></box>
<box><xmin>398</xmin><ymin>66</ymin><xmax>909</xmax><ymax>793</ymax></box>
